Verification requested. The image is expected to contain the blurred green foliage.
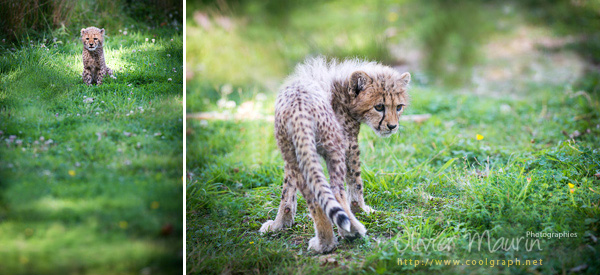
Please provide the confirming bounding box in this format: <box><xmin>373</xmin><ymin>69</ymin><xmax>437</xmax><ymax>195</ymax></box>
<box><xmin>0</xmin><ymin>0</ymin><xmax>183</xmax><ymax>44</ymax></box>
<box><xmin>418</xmin><ymin>1</ymin><xmax>493</xmax><ymax>86</ymax></box>
<box><xmin>519</xmin><ymin>0</ymin><xmax>600</xmax><ymax>63</ymax></box>
<box><xmin>187</xmin><ymin>0</ymin><xmax>600</xmax><ymax>90</ymax></box>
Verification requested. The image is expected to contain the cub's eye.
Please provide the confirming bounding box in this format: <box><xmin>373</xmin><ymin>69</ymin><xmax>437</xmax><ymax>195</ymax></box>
<box><xmin>86</xmin><ymin>38</ymin><xmax>89</xmax><ymax>40</ymax></box>
<box><xmin>94</xmin><ymin>38</ymin><xmax>98</xmax><ymax>40</ymax></box>
<box><xmin>396</xmin><ymin>104</ymin><xmax>405</xmax><ymax>112</ymax></box>
<box><xmin>374</xmin><ymin>104</ymin><xmax>384</xmax><ymax>112</ymax></box>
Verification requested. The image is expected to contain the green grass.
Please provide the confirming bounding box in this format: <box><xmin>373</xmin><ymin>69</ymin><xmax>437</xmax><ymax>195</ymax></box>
<box><xmin>186</xmin><ymin>0</ymin><xmax>600</xmax><ymax>274</ymax></box>
<box><xmin>187</xmin><ymin>86</ymin><xmax>600</xmax><ymax>274</ymax></box>
<box><xmin>0</xmin><ymin>15</ymin><xmax>183</xmax><ymax>275</ymax></box>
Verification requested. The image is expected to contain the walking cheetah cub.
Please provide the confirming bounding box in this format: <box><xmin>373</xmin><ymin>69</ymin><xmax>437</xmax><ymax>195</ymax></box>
<box><xmin>81</xmin><ymin>27</ymin><xmax>113</xmax><ymax>85</ymax></box>
<box><xmin>260</xmin><ymin>57</ymin><xmax>411</xmax><ymax>253</ymax></box>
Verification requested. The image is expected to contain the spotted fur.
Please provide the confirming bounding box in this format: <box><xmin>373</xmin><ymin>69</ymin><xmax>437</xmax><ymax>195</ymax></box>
<box><xmin>81</xmin><ymin>27</ymin><xmax>113</xmax><ymax>86</ymax></box>
<box><xmin>259</xmin><ymin>57</ymin><xmax>411</xmax><ymax>253</ymax></box>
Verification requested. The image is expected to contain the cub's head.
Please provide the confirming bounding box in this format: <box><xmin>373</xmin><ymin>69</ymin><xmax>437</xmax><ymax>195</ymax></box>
<box><xmin>348</xmin><ymin>70</ymin><xmax>411</xmax><ymax>138</ymax></box>
<box><xmin>80</xmin><ymin>27</ymin><xmax>105</xmax><ymax>51</ymax></box>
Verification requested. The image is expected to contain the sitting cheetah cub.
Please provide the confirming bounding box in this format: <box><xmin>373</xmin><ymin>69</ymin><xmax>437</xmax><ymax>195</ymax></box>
<box><xmin>260</xmin><ymin>57</ymin><xmax>411</xmax><ymax>253</ymax></box>
<box><xmin>80</xmin><ymin>27</ymin><xmax>113</xmax><ymax>85</ymax></box>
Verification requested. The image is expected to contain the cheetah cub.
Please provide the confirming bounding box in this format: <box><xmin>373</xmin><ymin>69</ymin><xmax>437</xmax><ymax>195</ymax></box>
<box><xmin>260</xmin><ymin>57</ymin><xmax>411</xmax><ymax>253</ymax></box>
<box><xmin>81</xmin><ymin>27</ymin><xmax>113</xmax><ymax>85</ymax></box>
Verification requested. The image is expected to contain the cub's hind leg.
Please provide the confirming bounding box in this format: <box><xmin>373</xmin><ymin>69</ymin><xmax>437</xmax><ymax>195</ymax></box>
<box><xmin>259</xmin><ymin>148</ymin><xmax>337</xmax><ymax>253</ymax></box>
<box><xmin>292</xmin><ymin>157</ymin><xmax>336</xmax><ymax>253</ymax></box>
<box><xmin>259</xmin><ymin>161</ymin><xmax>299</xmax><ymax>233</ymax></box>
<box><xmin>260</xmin><ymin>125</ymin><xmax>300</xmax><ymax>233</ymax></box>
<box><xmin>322</xmin><ymin>127</ymin><xmax>366</xmax><ymax>240</ymax></box>
<box><xmin>303</xmin><ymin>189</ymin><xmax>337</xmax><ymax>254</ymax></box>
<box><xmin>290</xmin><ymin>113</ymin><xmax>353</xmax><ymax>253</ymax></box>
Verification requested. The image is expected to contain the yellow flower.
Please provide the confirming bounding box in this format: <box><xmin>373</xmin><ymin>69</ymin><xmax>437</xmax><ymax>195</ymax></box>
<box><xmin>568</xmin><ymin>183</ymin><xmax>575</xmax><ymax>189</ymax></box>
<box><xmin>570</xmin><ymin>189</ymin><xmax>575</xmax><ymax>194</ymax></box>
<box><xmin>68</xmin><ymin>170</ymin><xmax>76</xmax><ymax>176</ymax></box>
<box><xmin>250</xmin><ymin>241</ymin><xmax>254</xmax><ymax>244</ymax></box>
<box><xmin>151</xmin><ymin>201</ymin><xmax>160</xmax><ymax>209</ymax></box>
<box><xmin>387</xmin><ymin>12</ymin><xmax>399</xmax><ymax>22</ymax></box>
<box><xmin>19</xmin><ymin>256</ymin><xmax>29</xmax><ymax>264</ymax></box>
<box><xmin>476</xmin><ymin>134</ymin><xmax>484</xmax><ymax>141</ymax></box>
<box><xmin>119</xmin><ymin>221</ymin><xmax>128</xmax><ymax>229</ymax></box>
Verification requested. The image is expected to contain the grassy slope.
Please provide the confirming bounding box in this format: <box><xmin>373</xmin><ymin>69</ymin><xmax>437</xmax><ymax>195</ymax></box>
<box><xmin>187</xmin><ymin>89</ymin><xmax>600</xmax><ymax>274</ymax></box>
<box><xmin>0</xmin><ymin>18</ymin><xmax>183</xmax><ymax>275</ymax></box>
<box><xmin>186</xmin><ymin>1</ymin><xmax>600</xmax><ymax>274</ymax></box>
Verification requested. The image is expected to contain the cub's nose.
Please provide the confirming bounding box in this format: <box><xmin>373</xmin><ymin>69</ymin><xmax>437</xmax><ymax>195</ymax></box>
<box><xmin>387</xmin><ymin>124</ymin><xmax>397</xmax><ymax>130</ymax></box>
<box><xmin>89</xmin><ymin>44</ymin><xmax>94</xmax><ymax>47</ymax></box>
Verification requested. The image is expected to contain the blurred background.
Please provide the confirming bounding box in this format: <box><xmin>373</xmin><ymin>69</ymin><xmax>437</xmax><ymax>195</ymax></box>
<box><xmin>1</xmin><ymin>0</ymin><xmax>183</xmax><ymax>43</ymax></box>
<box><xmin>186</xmin><ymin>0</ymin><xmax>599</xmax><ymax>113</ymax></box>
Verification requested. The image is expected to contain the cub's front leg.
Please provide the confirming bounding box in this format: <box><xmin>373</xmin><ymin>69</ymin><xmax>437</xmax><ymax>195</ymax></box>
<box><xmin>97</xmin><ymin>67</ymin><xmax>113</xmax><ymax>85</ymax></box>
<box><xmin>346</xmin><ymin>137</ymin><xmax>375</xmax><ymax>214</ymax></box>
<box><xmin>97</xmin><ymin>70</ymin><xmax>106</xmax><ymax>85</ymax></box>
<box><xmin>82</xmin><ymin>68</ymin><xmax>93</xmax><ymax>86</ymax></box>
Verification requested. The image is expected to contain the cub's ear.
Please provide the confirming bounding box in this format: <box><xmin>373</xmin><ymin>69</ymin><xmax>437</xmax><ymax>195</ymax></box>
<box><xmin>350</xmin><ymin>71</ymin><xmax>372</xmax><ymax>96</ymax></box>
<box><xmin>81</xmin><ymin>28</ymin><xmax>86</xmax><ymax>36</ymax></box>
<box><xmin>100</xmin><ymin>28</ymin><xmax>105</xmax><ymax>35</ymax></box>
<box><xmin>398</xmin><ymin>72</ymin><xmax>411</xmax><ymax>86</ymax></box>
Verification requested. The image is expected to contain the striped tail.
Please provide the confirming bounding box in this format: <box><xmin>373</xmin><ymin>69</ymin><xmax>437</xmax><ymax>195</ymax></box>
<box><xmin>291</xmin><ymin>113</ymin><xmax>351</xmax><ymax>232</ymax></box>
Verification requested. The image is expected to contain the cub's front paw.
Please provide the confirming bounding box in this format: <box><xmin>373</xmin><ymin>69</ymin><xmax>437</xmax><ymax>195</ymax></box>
<box><xmin>259</xmin><ymin>220</ymin><xmax>282</xmax><ymax>233</ymax></box>
<box><xmin>351</xmin><ymin>201</ymin><xmax>376</xmax><ymax>214</ymax></box>
<box><xmin>361</xmin><ymin>205</ymin><xmax>376</xmax><ymax>214</ymax></box>
<box><xmin>308</xmin><ymin>236</ymin><xmax>337</xmax><ymax>254</ymax></box>
<box><xmin>338</xmin><ymin>218</ymin><xmax>367</xmax><ymax>241</ymax></box>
